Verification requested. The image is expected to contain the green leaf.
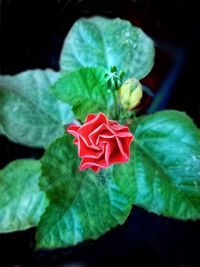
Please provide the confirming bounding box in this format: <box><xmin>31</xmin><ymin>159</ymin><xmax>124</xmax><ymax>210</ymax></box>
<box><xmin>0</xmin><ymin>124</ymin><xmax>3</xmax><ymax>135</ymax></box>
<box><xmin>36</xmin><ymin>135</ymin><xmax>131</xmax><ymax>249</ymax></box>
<box><xmin>0</xmin><ymin>69</ymin><xmax>74</xmax><ymax>148</ymax></box>
<box><xmin>0</xmin><ymin>160</ymin><xmax>48</xmax><ymax>233</ymax></box>
<box><xmin>51</xmin><ymin>67</ymin><xmax>111</xmax><ymax>121</ymax></box>
<box><xmin>114</xmin><ymin>110</ymin><xmax>200</xmax><ymax>220</ymax></box>
<box><xmin>60</xmin><ymin>16</ymin><xmax>155</xmax><ymax>80</ymax></box>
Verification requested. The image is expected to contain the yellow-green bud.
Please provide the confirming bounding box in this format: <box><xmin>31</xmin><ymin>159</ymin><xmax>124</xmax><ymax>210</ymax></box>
<box><xmin>118</xmin><ymin>78</ymin><xmax>143</xmax><ymax>110</ymax></box>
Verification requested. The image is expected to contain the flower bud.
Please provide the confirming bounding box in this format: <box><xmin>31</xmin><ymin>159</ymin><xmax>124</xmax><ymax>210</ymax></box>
<box><xmin>105</xmin><ymin>66</ymin><xmax>124</xmax><ymax>91</ymax></box>
<box><xmin>118</xmin><ymin>78</ymin><xmax>143</xmax><ymax>110</ymax></box>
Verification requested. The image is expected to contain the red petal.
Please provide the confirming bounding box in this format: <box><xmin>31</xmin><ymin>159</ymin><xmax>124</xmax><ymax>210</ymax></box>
<box><xmin>67</xmin><ymin>124</ymin><xmax>80</xmax><ymax>139</ymax></box>
<box><xmin>108</xmin><ymin>120</ymin><xmax>118</xmax><ymax>126</ymax></box>
<box><xmin>73</xmin><ymin>139</ymin><xmax>78</xmax><ymax>145</ymax></box>
<box><xmin>78</xmin><ymin>136</ymin><xmax>103</xmax><ymax>159</ymax></box>
<box><xmin>118</xmin><ymin>135</ymin><xmax>134</xmax><ymax>157</ymax></box>
<box><xmin>89</xmin><ymin>123</ymin><xmax>114</xmax><ymax>146</ymax></box>
<box><xmin>98</xmin><ymin>138</ymin><xmax>118</xmax><ymax>165</ymax></box>
<box><xmin>115</xmin><ymin>131</ymin><xmax>133</xmax><ymax>138</ymax></box>
<box><xmin>109</xmin><ymin>152</ymin><xmax>130</xmax><ymax>164</ymax></box>
<box><xmin>94</xmin><ymin>124</ymin><xmax>131</xmax><ymax>144</ymax></box>
<box><xmin>90</xmin><ymin>166</ymin><xmax>100</xmax><ymax>172</ymax></box>
<box><xmin>98</xmin><ymin>134</ymin><xmax>134</xmax><ymax>165</ymax></box>
<box><xmin>78</xmin><ymin>113</ymin><xmax>108</xmax><ymax>144</ymax></box>
<box><xmin>110</xmin><ymin>123</ymin><xmax>130</xmax><ymax>133</ymax></box>
<box><xmin>116</xmin><ymin>137</ymin><xmax>129</xmax><ymax>159</ymax></box>
<box><xmin>85</xmin><ymin>114</ymin><xmax>96</xmax><ymax>123</ymax></box>
<box><xmin>109</xmin><ymin>135</ymin><xmax>133</xmax><ymax>164</ymax></box>
<box><xmin>104</xmin><ymin>142</ymin><xmax>111</xmax><ymax>165</ymax></box>
<box><xmin>79</xmin><ymin>153</ymin><xmax>108</xmax><ymax>171</ymax></box>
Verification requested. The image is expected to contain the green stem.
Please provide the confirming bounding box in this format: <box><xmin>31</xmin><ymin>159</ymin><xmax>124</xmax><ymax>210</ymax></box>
<box><xmin>112</xmin><ymin>90</ymin><xmax>119</xmax><ymax>119</ymax></box>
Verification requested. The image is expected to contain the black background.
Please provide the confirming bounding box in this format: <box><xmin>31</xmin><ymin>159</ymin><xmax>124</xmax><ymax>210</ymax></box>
<box><xmin>0</xmin><ymin>0</ymin><xmax>200</xmax><ymax>266</ymax></box>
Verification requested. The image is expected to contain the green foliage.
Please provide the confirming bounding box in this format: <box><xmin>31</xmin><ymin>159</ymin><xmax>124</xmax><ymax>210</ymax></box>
<box><xmin>36</xmin><ymin>135</ymin><xmax>132</xmax><ymax>249</ymax></box>
<box><xmin>51</xmin><ymin>67</ymin><xmax>112</xmax><ymax>121</ymax></box>
<box><xmin>114</xmin><ymin>110</ymin><xmax>200</xmax><ymax>220</ymax></box>
<box><xmin>0</xmin><ymin>69</ymin><xmax>74</xmax><ymax>147</ymax></box>
<box><xmin>0</xmin><ymin>160</ymin><xmax>48</xmax><ymax>233</ymax></box>
<box><xmin>1</xmin><ymin>15</ymin><xmax>200</xmax><ymax>251</ymax></box>
<box><xmin>60</xmin><ymin>16</ymin><xmax>154</xmax><ymax>79</ymax></box>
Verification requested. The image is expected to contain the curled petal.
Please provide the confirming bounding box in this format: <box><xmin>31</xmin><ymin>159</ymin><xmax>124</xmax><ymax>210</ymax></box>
<box><xmin>85</xmin><ymin>114</ymin><xmax>96</xmax><ymax>123</ymax></box>
<box><xmin>78</xmin><ymin>136</ymin><xmax>103</xmax><ymax>159</ymax></box>
<box><xmin>78</xmin><ymin>113</ymin><xmax>108</xmax><ymax>145</ymax></box>
<box><xmin>118</xmin><ymin>136</ymin><xmax>134</xmax><ymax>158</ymax></box>
<box><xmin>79</xmin><ymin>154</ymin><xmax>108</xmax><ymax>172</ymax></box>
<box><xmin>89</xmin><ymin>123</ymin><xmax>114</xmax><ymax>146</ymax></box>
<box><xmin>67</xmin><ymin>124</ymin><xmax>80</xmax><ymax>139</ymax></box>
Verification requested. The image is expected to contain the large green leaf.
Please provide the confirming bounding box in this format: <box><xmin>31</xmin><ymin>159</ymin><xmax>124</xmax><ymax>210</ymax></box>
<box><xmin>60</xmin><ymin>16</ymin><xmax>155</xmax><ymax>80</ymax></box>
<box><xmin>36</xmin><ymin>135</ymin><xmax>131</xmax><ymax>249</ymax></box>
<box><xmin>0</xmin><ymin>69</ymin><xmax>74</xmax><ymax>148</ymax></box>
<box><xmin>51</xmin><ymin>67</ymin><xmax>111</xmax><ymax>121</ymax></box>
<box><xmin>0</xmin><ymin>160</ymin><xmax>48</xmax><ymax>233</ymax></box>
<box><xmin>114</xmin><ymin>110</ymin><xmax>200</xmax><ymax>220</ymax></box>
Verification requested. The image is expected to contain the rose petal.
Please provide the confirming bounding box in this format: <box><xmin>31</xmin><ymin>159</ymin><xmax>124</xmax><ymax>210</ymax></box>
<box><xmin>118</xmin><ymin>135</ymin><xmax>134</xmax><ymax>157</ymax></box>
<box><xmin>79</xmin><ymin>156</ymin><xmax>108</xmax><ymax>171</ymax></box>
<box><xmin>109</xmin><ymin>136</ymin><xmax>133</xmax><ymax>164</ymax></box>
<box><xmin>79</xmin><ymin>142</ymin><xmax>107</xmax><ymax>171</ymax></box>
<box><xmin>108</xmin><ymin>120</ymin><xmax>118</xmax><ymax>126</ymax></box>
<box><xmin>115</xmin><ymin>131</ymin><xmax>133</xmax><ymax>138</ymax></box>
<box><xmin>90</xmin><ymin>166</ymin><xmax>100</xmax><ymax>172</ymax></box>
<box><xmin>67</xmin><ymin>124</ymin><xmax>80</xmax><ymax>145</ymax></box>
<box><xmin>115</xmin><ymin>137</ymin><xmax>128</xmax><ymax>159</ymax></box>
<box><xmin>109</xmin><ymin>151</ymin><xmax>130</xmax><ymax>164</ymax></box>
<box><xmin>110</xmin><ymin>122</ymin><xmax>130</xmax><ymax>133</ymax></box>
<box><xmin>78</xmin><ymin>135</ymin><xmax>103</xmax><ymax>159</ymax></box>
<box><xmin>85</xmin><ymin>114</ymin><xmax>96</xmax><ymax>123</ymax></box>
<box><xmin>99</xmin><ymin>136</ymin><xmax>132</xmax><ymax>164</ymax></box>
<box><xmin>73</xmin><ymin>139</ymin><xmax>78</xmax><ymax>145</ymax></box>
<box><xmin>89</xmin><ymin>124</ymin><xmax>114</xmax><ymax>146</ymax></box>
<box><xmin>104</xmin><ymin>123</ymin><xmax>129</xmax><ymax>136</ymax></box>
<box><xmin>95</xmin><ymin>132</ymin><xmax>115</xmax><ymax>145</ymax></box>
<box><xmin>99</xmin><ymin>138</ymin><xmax>118</xmax><ymax>164</ymax></box>
<box><xmin>78</xmin><ymin>113</ymin><xmax>108</xmax><ymax>144</ymax></box>
<box><xmin>104</xmin><ymin>142</ymin><xmax>111</xmax><ymax>166</ymax></box>
<box><xmin>67</xmin><ymin>124</ymin><xmax>80</xmax><ymax>139</ymax></box>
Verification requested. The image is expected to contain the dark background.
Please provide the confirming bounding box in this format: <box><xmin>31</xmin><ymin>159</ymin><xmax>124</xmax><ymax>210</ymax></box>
<box><xmin>0</xmin><ymin>0</ymin><xmax>200</xmax><ymax>266</ymax></box>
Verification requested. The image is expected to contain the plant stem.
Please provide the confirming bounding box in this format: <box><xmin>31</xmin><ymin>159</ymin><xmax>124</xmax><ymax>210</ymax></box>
<box><xmin>113</xmin><ymin>90</ymin><xmax>119</xmax><ymax>119</ymax></box>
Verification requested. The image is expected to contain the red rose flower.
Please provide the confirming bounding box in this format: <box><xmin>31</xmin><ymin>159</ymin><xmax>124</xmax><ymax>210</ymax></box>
<box><xmin>67</xmin><ymin>113</ymin><xmax>134</xmax><ymax>172</ymax></box>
